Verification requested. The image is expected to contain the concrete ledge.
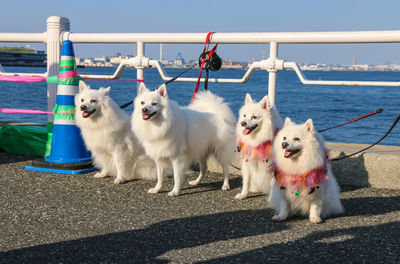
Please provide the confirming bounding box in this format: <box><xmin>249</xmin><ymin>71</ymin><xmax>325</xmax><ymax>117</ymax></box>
<box><xmin>207</xmin><ymin>142</ymin><xmax>400</xmax><ymax>190</ymax></box>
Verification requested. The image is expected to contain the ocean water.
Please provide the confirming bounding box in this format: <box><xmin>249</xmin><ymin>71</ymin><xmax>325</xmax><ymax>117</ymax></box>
<box><xmin>1</xmin><ymin>66</ymin><xmax>399</xmax><ymax>146</ymax></box>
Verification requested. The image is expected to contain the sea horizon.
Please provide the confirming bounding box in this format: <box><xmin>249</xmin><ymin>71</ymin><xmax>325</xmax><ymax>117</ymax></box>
<box><xmin>0</xmin><ymin>66</ymin><xmax>399</xmax><ymax>146</ymax></box>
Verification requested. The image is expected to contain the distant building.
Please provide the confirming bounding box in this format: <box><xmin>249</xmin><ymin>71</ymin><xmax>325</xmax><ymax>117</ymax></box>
<box><xmin>93</xmin><ymin>56</ymin><xmax>109</xmax><ymax>63</ymax></box>
<box><xmin>109</xmin><ymin>56</ymin><xmax>130</xmax><ymax>64</ymax></box>
<box><xmin>221</xmin><ymin>60</ymin><xmax>246</xmax><ymax>69</ymax></box>
<box><xmin>174</xmin><ymin>52</ymin><xmax>184</xmax><ymax>67</ymax></box>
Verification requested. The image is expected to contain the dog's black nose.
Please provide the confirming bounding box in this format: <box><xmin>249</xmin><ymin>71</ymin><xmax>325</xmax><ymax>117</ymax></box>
<box><xmin>80</xmin><ymin>105</ymin><xmax>87</xmax><ymax>111</ymax></box>
<box><xmin>142</xmin><ymin>107</ymin><xmax>148</xmax><ymax>113</ymax></box>
<box><xmin>282</xmin><ymin>142</ymin><xmax>289</xmax><ymax>149</ymax></box>
<box><xmin>241</xmin><ymin>121</ymin><xmax>247</xmax><ymax>127</ymax></box>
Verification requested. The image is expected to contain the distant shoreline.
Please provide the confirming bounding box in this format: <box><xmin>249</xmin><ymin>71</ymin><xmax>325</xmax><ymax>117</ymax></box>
<box><xmin>3</xmin><ymin>64</ymin><xmax>400</xmax><ymax>72</ymax></box>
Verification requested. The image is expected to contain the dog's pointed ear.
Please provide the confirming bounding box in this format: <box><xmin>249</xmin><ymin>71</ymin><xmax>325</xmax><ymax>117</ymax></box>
<box><xmin>138</xmin><ymin>82</ymin><xmax>149</xmax><ymax>95</ymax></box>
<box><xmin>245</xmin><ymin>93</ymin><xmax>253</xmax><ymax>104</ymax></box>
<box><xmin>284</xmin><ymin>117</ymin><xmax>294</xmax><ymax>128</ymax></box>
<box><xmin>98</xmin><ymin>86</ymin><xmax>110</xmax><ymax>96</ymax></box>
<box><xmin>157</xmin><ymin>84</ymin><xmax>168</xmax><ymax>98</ymax></box>
<box><xmin>79</xmin><ymin>80</ymin><xmax>90</xmax><ymax>92</ymax></box>
<box><xmin>304</xmin><ymin>119</ymin><xmax>315</xmax><ymax>133</ymax></box>
<box><xmin>103</xmin><ymin>86</ymin><xmax>111</xmax><ymax>96</ymax></box>
<box><xmin>259</xmin><ymin>96</ymin><xmax>270</xmax><ymax>110</ymax></box>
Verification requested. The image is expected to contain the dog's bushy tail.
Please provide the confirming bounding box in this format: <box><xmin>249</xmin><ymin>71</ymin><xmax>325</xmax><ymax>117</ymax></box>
<box><xmin>190</xmin><ymin>91</ymin><xmax>236</xmax><ymax>126</ymax></box>
<box><xmin>190</xmin><ymin>91</ymin><xmax>236</xmax><ymax>165</ymax></box>
<box><xmin>133</xmin><ymin>155</ymin><xmax>157</xmax><ymax>181</ymax></box>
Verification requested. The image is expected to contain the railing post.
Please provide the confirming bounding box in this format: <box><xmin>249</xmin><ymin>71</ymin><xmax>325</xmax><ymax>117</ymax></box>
<box><xmin>268</xmin><ymin>41</ymin><xmax>278</xmax><ymax>106</ymax></box>
<box><xmin>136</xmin><ymin>41</ymin><xmax>145</xmax><ymax>92</ymax></box>
<box><xmin>46</xmin><ymin>16</ymin><xmax>70</xmax><ymax>123</ymax></box>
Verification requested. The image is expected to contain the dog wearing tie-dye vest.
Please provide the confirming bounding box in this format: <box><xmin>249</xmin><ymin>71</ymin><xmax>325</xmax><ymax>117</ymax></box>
<box><xmin>235</xmin><ymin>93</ymin><xmax>282</xmax><ymax>199</ymax></box>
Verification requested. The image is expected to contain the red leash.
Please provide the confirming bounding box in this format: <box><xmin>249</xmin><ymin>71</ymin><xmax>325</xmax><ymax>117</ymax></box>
<box><xmin>318</xmin><ymin>108</ymin><xmax>383</xmax><ymax>133</ymax></box>
<box><xmin>191</xmin><ymin>32</ymin><xmax>218</xmax><ymax>103</ymax></box>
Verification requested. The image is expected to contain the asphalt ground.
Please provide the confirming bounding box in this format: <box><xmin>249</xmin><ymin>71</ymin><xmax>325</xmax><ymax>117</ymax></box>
<box><xmin>0</xmin><ymin>152</ymin><xmax>400</xmax><ymax>263</ymax></box>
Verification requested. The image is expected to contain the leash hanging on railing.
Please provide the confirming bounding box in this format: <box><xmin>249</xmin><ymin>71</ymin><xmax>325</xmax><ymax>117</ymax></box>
<box><xmin>191</xmin><ymin>32</ymin><xmax>221</xmax><ymax>102</ymax></box>
<box><xmin>198</xmin><ymin>46</ymin><xmax>222</xmax><ymax>91</ymax></box>
<box><xmin>121</xmin><ymin>32</ymin><xmax>223</xmax><ymax>108</ymax></box>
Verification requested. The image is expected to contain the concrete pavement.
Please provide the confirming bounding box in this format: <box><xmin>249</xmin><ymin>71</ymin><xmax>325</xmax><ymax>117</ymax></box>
<box><xmin>0</xmin><ymin>152</ymin><xmax>399</xmax><ymax>263</ymax></box>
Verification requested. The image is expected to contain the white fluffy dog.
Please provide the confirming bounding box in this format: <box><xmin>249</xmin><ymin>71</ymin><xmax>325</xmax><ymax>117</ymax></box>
<box><xmin>268</xmin><ymin>117</ymin><xmax>344</xmax><ymax>223</ymax></box>
<box><xmin>235</xmin><ymin>93</ymin><xmax>282</xmax><ymax>199</ymax></box>
<box><xmin>75</xmin><ymin>81</ymin><xmax>156</xmax><ymax>184</ymax></box>
<box><xmin>131</xmin><ymin>83</ymin><xmax>236</xmax><ymax>196</ymax></box>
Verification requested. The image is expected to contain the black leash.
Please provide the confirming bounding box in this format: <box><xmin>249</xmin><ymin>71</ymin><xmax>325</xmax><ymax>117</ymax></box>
<box><xmin>119</xmin><ymin>63</ymin><xmax>198</xmax><ymax>109</ymax></box>
<box><xmin>119</xmin><ymin>99</ymin><xmax>135</xmax><ymax>109</ymax></box>
<box><xmin>164</xmin><ymin>63</ymin><xmax>198</xmax><ymax>85</ymax></box>
<box><xmin>331</xmin><ymin>113</ymin><xmax>400</xmax><ymax>161</ymax></box>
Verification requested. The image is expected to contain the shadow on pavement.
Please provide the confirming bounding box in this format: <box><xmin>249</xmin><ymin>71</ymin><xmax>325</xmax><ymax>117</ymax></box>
<box><xmin>199</xmin><ymin>221</ymin><xmax>400</xmax><ymax>263</ymax></box>
<box><xmin>0</xmin><ymin>209</ymin><xmax>286</xmax><ymax>263</ymax></box>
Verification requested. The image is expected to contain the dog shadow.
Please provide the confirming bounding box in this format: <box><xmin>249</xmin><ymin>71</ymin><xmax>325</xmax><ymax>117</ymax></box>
<box><xmin>181</xmin><ymin>175</ymin><xmax>242</xmax><ymax>193</ymax></box>
<box><xmin>331</xmin><ymin>152</ymin><xmax>370</xmax><ymax>191</ymax></box>
<box><xmin>0</xmin><ymin>209</ymin><xmax>286</xmax><ymax>263</ymax></box>
<box><xmin>341</xmin><ymin>194</ymin><xmax>400</xmax><ymax>217</ymax></box>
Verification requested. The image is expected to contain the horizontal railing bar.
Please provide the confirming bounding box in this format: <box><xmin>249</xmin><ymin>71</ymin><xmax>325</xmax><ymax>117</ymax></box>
<box><xmin>0</xmin><ymin>33</ymin><xmax>47</xmax><ymax>43</ymax></box>
<box><xmin>284</xmin><ymin>62</ymin><xmax>400</xmax><ymax>87</ymax></box>
<box><xmin>0</xmin><ymin>72</ymin><xmax>47</xmax><ymax>77</ymax></box>
<box><xmin>63</xmin><ymin>31</ymin><xmax>400</xmax><ymax>44</ymax></box>
<box><xmin>149</xmin><ymin>60</ymin><xmax>259</xmax><ymax>83</ymax></box>
<box><xmin>2</xmin><ymin>30</ymin><xmax>400</xmax><ymax>44</ymax></box>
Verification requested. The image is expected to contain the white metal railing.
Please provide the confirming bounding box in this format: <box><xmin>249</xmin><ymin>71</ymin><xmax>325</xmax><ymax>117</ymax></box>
<box><xmin>2</xmin><ymin>16</ymin><xmax>400</xmax><ymax>121</ymax></box>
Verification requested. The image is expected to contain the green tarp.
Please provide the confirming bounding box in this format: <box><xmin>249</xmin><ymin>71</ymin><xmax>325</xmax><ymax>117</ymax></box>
<box><xmin>0</xmin><ymin>124</ymin><xmax>52</xmax><ymax>157</ymax></box>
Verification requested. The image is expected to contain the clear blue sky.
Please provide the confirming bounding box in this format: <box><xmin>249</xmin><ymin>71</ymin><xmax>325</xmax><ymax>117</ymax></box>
<box><xmin>1</xmin><ymin>0</ymin><xmax>400</xmax><ymax>65</ymax></box>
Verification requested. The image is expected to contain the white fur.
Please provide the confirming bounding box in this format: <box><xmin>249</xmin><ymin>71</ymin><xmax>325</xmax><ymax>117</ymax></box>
<box><xmin>75</xmin><ymin>81</ymin><xmax>156</xmax><ymax>184</ymax></box>
<box><xmin>268</xmin><ymin>117</ymin><xmax>344</xmax><ymax>223</ymax></box>
<box><xmin>131</xmin><ymin>83</ymin><xmax>236</xmax><ymax>196</ymax></box>
<box><xmin>234</xmin><ymin>93</ymin><xmax>282</xmax><ymax>199</ymax></box>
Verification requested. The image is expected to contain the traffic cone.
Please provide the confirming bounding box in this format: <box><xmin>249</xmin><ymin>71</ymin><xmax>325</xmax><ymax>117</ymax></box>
<box><xmin>25</xmin><ymin>40</ymin><xmax>96</xmax><ymax>175</ymax></box>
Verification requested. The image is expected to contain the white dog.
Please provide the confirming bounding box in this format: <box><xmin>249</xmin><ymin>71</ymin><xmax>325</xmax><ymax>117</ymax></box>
<box><xmin>131</xmin><ymin>83</ymin><xmax>236</xmax><ymax>196</ymax></box>
<box><xmin>235</xmin><ymin>93</ymin><xmax>282</xmax><ymax>199</ymax></box>
<box><xmin>75</xmin><ymin>81</ymin><xmax>156</xmax><ymax>184</ymax></box>
<box><xmin>268</xmin><ymin>117</ymin><xmax>344</xmax><ymax>223</ymax></box>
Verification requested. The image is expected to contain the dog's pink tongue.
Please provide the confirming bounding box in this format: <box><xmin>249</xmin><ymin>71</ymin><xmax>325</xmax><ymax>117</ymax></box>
<box><xmin>142</xmin><ymin>114</ymin><xmax>150</xmax><ymax>120</ymax></box>
<box><xmin>82</xmin><ymin>112</ymin><xmax>88</xmax><ymax>117</ymax></box>
<box><xmin>242</xmin><ymin>128</ymin><xmax>250</xmax><ymax>135</ymax></box>
<box><xmin>284</xmin><ymin>150</ymin><xmax>292</xmax><ymax>158</ymax></box>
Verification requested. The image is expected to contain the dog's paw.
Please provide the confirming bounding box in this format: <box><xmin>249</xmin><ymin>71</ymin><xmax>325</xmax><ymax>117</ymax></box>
<box><xmin>168</xmin><ymin>190</ymin><xmax>180</xmax><ymax>197</ymax></box>
<box><xmin>234</xmin><ymin>193</ymin><xmax>247</xmax><ymax>200</ymax></box>
<box><xmin>309</xmin><ymin>216</ymin><xmax>322</xmax><ymax>224</ymax></box>
<box><xmin>148</xmin><ymin>188</ymin><xmax>159</xmax><ymax>194</ymax></box>
<box><xmin>188</xmin><ymin>180</ymin><xmax>199</xmax><ymax>186</ymax></box>
<box><xmin>221</xmin><ymin>184</ymin><xmax>230</xmax><ymax>191</ymax></box>
<box><xmin>272</xmin><ymin>214</ymin><xmax>287</xmax><ymax>221</ymax></box>
<box><xmin>114</xmin><ymin>178</ymin><xmax>126</xmax><ymax>185</ymax></box>
<box><xmin>94</xmin><ymin>172</ymin><xmax>108</xmax><ymax>178</ymax></box>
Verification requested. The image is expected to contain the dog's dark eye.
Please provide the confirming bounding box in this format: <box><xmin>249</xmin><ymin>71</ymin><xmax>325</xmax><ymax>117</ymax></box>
<box><xmin>81</xmin><ymin>98</ymin><xmax>84</xmax><ymax>103</ymax></box>
<box><xmin>151</xmin><ymin>102</ymin><xmax>157</xmax><ymax>106</ymax></box>
<box><xmin>251</xmin><ymin>115</ymin><xmax>257</xmax><ymax>120</ymax></box>
<box><xmin>243</xmin><ymin>114</ymin><xmax>246</xmax><ymax>118</ymax></box>
<box><xmin>90</xmin><ymin>99</ymin><xmax>97</xmax><ymax>104</ymax></box>
<box><xmin>141</xmin><ymin>101</ymin><xmax>145</xmax><ymax>105</ymax></box>
<box><xmin>294</xmin><ymin>137</ymin><xmax>300</xmax><ymax>141</ymax></box>
<box><xmin>283</xmin><ymin>137</ymin><xmax>287</xmax><ymax>140</ymax></box>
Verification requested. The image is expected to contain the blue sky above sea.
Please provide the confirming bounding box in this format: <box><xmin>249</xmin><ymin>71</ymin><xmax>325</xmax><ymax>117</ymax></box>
<box><xmin>1</xmin><ymin>0</ymin><xmax>400</xmax><ymax>65</ymax></box>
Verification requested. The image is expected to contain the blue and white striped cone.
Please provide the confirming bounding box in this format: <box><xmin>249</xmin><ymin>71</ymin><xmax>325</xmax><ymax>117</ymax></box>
<box><xmin>25</xmin><ymin>40</ymin><xmax>96</xmax><ymax>175</ymax></box>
